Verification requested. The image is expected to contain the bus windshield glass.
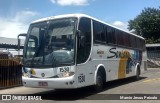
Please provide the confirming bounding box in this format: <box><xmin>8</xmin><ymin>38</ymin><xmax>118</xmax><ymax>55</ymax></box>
<box><xmin>24</xmin><ymin>18</ymin><xmax>77</xmax><ymax>68</ymax></box>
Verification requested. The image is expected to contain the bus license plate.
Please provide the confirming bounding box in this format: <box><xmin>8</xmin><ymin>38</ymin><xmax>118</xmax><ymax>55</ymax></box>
<box><xmin>39</xmin><ymin>82</ymin><xmax>48</xmax><ymax>86</ymax></box>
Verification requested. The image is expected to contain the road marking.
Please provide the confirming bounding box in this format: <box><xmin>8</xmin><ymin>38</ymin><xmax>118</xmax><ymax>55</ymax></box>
<box><xmin>143</xmin><ymin>78</ymin><xmax>160</xmax><ymax>83</ymax></box>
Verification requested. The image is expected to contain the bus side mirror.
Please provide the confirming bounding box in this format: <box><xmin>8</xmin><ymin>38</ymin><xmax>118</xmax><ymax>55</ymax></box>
<box><xmin>17</xmin><ymin>33</ymin><xmax>27</xmax><ymax>51</ymax></box>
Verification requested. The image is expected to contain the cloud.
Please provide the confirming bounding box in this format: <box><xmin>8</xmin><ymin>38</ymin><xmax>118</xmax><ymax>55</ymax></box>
<box><xmin>50</xmin><ymin>0</ymin><xmax>90</xmax><ymax>6</ymax></box>
<box><xmin>113</xmin><ymin>21</ymin><xmax>125</xmax><ymax>27</ymax></box>
<box><xmin>13</xmin><ymin>11</ymin><xmax>38</xmax><ymax>23</ymax></box>
<box><xmin>112</xmin><ymin>21</ymin><xmax>128</xmax><ymax>31</ymax></box>
<box><xmin>0</xmin><ymin>10</ymin><xmax>38</xmax><ymax>38</ymax></box>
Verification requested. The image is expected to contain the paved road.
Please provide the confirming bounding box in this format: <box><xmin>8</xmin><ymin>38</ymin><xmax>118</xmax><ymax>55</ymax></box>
<box><xmin>0</xmin><ymin>68</ymin><xmax>160</xmax><ymax>103</ymax></box>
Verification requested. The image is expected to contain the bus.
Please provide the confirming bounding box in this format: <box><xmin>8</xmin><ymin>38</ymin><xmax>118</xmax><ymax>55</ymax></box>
<box><xmin>18</xmin><ymin>14</ymin><xmax>147</xmax><ymax>91</ymax></box>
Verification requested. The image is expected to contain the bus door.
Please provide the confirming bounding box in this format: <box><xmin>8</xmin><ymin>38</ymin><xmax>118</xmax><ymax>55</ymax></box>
<box><xmin>76</xmin><ymin>17</ymin><xmax>93</xmax><ymax>87</ymax></box>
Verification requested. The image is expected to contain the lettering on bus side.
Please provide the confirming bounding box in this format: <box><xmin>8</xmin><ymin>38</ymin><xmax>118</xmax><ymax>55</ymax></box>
<box><xmin>97</xmin><ymin>49</ymin><xmax>104</xmax><ymax>54</ymax></box>
<box><xmin>78</xmin><ymin>74</ymin><xmax>85</xmax><ymax>83</ymax></box>
<box><xmin>107</xmin><ymin>48</ymin><xmax>117</xmax><ymax>58</ymax></box>
<box><xmin>107</xmin><ymin>48</ymin><xmax>132</xmax><ymax>59</ymax></box>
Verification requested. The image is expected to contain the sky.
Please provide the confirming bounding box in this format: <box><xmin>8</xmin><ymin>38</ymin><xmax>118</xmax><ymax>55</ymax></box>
<box><xmin>0</xmin><ymin>0</ymin><xmax>159</xmax><ymax>38</ymax></box>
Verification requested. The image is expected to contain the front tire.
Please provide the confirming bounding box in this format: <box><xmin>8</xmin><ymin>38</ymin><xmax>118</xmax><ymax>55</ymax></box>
<box><xmin>94</xmin><ymin>72</ymin><xmax>103</xmax><ymax>92</ymax></box>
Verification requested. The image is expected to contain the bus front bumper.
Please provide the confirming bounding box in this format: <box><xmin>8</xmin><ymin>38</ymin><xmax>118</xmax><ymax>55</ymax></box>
<box><xmin>22</xmin><ymin>75</ymin><xmax>77</xmax><ymax>89</ymax></box>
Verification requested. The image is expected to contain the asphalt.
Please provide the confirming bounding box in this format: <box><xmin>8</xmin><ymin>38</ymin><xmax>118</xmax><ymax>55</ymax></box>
<box><xmin>0</xmin><ymin>68</ymin><xmax>160</xmax><ymax>103</ymax></box>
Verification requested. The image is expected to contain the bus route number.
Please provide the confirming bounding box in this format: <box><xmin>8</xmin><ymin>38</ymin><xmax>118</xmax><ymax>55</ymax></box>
<box><xmin>78</xmin><ymin>74</ymin><xmax>85</xmax><ymax>83</ymax></box>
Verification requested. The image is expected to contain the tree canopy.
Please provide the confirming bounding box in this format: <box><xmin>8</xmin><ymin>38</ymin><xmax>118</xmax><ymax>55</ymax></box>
<box><xmin>128</xmin><ymin>7</ymin><xmax>160</xmax><ymax>43</ymax></box>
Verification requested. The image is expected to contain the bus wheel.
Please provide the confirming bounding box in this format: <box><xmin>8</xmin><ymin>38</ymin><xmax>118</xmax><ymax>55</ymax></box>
<box><xmin>94</xmin><ymin>72</ymin><xmax>103</xmax><ymax>92</ymax></box>
<box><xmin>135</xmin><ymin>66</ymin><xmax>140</xmax><ymax>80</ymax></box>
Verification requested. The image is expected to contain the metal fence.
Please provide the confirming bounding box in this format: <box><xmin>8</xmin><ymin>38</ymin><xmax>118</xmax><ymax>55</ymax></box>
<box><xmin>147</xmin><ymin>50</ymin><xmax>160</xmax><ymax>59</ymax></box>
<box><xmin>147</xmin><ymin>50</ymin><xmax>160</xmax><ymax>68</ymax></box>
<box><xmin>0</xmin><ymin>53</ymin><xmax>22</xmax><ymax>89</ymax></box>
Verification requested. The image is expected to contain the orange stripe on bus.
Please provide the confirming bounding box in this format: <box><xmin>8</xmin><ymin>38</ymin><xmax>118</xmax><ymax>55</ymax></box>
<box><xmin>118</xmin><ymin>58</ymin><xmax>127</xmax><ymax>79</ymax></box>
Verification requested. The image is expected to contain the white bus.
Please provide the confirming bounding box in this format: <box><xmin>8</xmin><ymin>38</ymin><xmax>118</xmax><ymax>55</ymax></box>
<box><xmin>19</xmin><ymin>14</ymin><xmax>147</xmax><ymax>91</ymax></box>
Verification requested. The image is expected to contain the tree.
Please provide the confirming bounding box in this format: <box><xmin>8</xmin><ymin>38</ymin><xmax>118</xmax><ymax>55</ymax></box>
<box><xmin>128</xmin><ymin>7</ymin><xmax>160</xmax><ymax>43</ymax></box>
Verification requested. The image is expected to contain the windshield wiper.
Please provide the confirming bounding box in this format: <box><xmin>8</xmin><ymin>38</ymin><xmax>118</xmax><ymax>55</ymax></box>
<box><xmin>57</xmin><ymin>62</ymin><xmax>74</xmax><ymax>66</ymax></box>
<box><xmin>49</xmin><ymin>52</ymin><xmax>59</xmax><ymax>68</ymax></box>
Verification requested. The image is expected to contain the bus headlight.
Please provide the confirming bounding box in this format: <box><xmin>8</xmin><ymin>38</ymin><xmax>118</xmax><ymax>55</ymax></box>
<box><xmin>57</xmin><ymin>72</ymin><xmax>74</xmax><ymax>78</ymax></box>
<box><xmin>23</xmin><ymin>72</ymin><xmax>31</xmax><ymax>78</ymax></box>
<box><xmin>22</xmin><ymin>67</ymin><xmax>31</xmax><ymax>78</ymax></box>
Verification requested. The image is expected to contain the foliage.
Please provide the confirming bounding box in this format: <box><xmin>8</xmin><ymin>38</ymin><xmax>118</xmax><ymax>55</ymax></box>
<box><xmin>128</xmin><ymin>7</ymin><xmax>160</xmax><ymax>43</ymax></box>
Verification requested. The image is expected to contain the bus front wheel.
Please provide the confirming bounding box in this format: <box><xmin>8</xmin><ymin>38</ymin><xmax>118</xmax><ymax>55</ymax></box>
<box><xmin>94</xmin><ymin>72</ymin><xmax>103</xmax><ymax>92</ymax></box>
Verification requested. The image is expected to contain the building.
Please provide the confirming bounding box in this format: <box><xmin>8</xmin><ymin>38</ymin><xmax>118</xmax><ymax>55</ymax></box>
<box><xmin>0</xmin><ymin>37</ymin><xmax>24</xmax><ymax>56</ymax></box>
<box><xmin>146</xmin><ymin>43</ymin><xmax>160</xmax><ymax>58</ymax></box>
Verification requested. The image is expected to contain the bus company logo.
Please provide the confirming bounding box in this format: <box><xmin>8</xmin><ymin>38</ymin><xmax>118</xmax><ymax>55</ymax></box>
<box><xmin>107</xmin><ymin>48</ymin><xmax>132</xmax><ymax>59</ymax></box>
<box><xmin>2</xmin><ymin>95</ymin><xmax>11</xmax><ymax>100</ymax></box>
<box><xmin>41</xmin><ymin>73</ymin><xmax>45</xmax><ymax>77</ymax></box>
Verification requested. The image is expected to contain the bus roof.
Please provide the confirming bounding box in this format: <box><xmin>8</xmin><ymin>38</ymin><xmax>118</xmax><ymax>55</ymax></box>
<box><xmin>32</xmin><ymin>13</ymin><xmax>144</xmax><ymax>40</ymax></box>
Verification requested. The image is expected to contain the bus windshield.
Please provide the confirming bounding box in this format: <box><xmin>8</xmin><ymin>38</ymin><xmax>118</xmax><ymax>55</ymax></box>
<box><xmin>24</xmin><ymin>18</ymin><xmax>77</xmax><ymax>68</ymax></box>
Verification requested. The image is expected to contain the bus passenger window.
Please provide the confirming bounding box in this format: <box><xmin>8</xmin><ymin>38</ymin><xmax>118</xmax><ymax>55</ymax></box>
<box><xmin>107</xmin><ymin>27</ymin><xmax>116</xmax><ymax>45</ymax></box>
<box><xmin>93</xmin><ymin>21</ymin><xmax>105</xmax><ymax>44</ymax></box>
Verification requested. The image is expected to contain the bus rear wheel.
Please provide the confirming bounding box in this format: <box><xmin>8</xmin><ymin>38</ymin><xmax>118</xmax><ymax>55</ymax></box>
<box><xmin>135</xmin><ymin>66</ymin><xmax>140</xmax><ymax>80</ymax></box>
<box><xmin>94</xmin><ymin>72</ymin><xmax>103</xmax><ymax>92</ymax></box>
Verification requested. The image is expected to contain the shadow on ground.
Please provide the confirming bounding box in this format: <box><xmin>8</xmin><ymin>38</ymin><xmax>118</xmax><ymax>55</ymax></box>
<box><xmin>28</xmin><ymin>76</ymin><xmax>147</xmax><ymax>101</ymax></box>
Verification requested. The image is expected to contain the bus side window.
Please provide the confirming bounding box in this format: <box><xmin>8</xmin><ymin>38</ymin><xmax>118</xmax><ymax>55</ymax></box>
<box><xmin>107</xmin><ymin>27</ymin><xmax>116</xmax><ymax>45</ymax></box>
<box><xmin>125</xmin><ymin>34</ymin><xmax>131</xmax><ymax>47</ymax></box>
<box><xmin>77</xmin><ymin>17</ymin><xmax>92</xmax><ymax>64</ymax></box>
<box><xmin>130</xmin><ymin>36</ymin><xmax>137</xmax><ymax>49</ymax></box>
<box><xmin>104</xmin><ymin>26</ymin><xmax>108</xmax><ymax>44</ymax></box>
<box><xmin>93</xmin><ymin>21</ymin><xmax>106</xmax><ymax>44</ymax></box>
